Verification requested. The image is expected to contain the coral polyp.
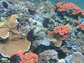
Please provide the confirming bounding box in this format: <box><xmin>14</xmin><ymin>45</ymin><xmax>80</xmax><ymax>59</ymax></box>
<box><xmin>54</xmin><ymin>25</ymin><xmax>71</xmax><ymax>39</ymax></box>
<box><xmin>11</xmin><ymin>52</ymin><xmax>38</xmax><ymax>63</ymax></box>
<box><xmin>53</xmin><ymin>2</ymin><xmax>84</xmax><ymax>16</ymax></box>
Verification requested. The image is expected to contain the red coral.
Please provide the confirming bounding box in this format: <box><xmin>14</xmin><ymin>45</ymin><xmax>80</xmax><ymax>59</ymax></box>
<box><xmin>79</xmin><ymin>23</ymin><xmax>84</xmax><ymax>31</ymax></box>
<box><xmin>54</xmin><ymin>25</ymin><xmax>71</xmax><ymax>39</ymax></box>
<box><xmin>11</xmin><ymin>52</ymin><xmax>38</xmax><ymax>63</ymax></box>
<box><xmin>53</xmin><ymin>2</ymin><xmax>84</xmax><ymax>15</ymax></box>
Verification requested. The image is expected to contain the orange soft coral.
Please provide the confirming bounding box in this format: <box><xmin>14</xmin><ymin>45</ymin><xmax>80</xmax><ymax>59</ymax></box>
<box><xmin>79</xmin><ymin>23</ymin><xmax>84</xmax><ymax>31</ymax></box>
<box><xmin>53</xmin><ymin>2</ymin><xmax>84</xmax><ymax>15</ymax></box>
<box><xmin>11</xmin><ymin>52</ymin><xmax>38</xmax><ymax>63</ymax></box>
<box><xmin>54</xmin><ymin>25</ymin><xmax>71</xmax><ymax>39</ymax></box>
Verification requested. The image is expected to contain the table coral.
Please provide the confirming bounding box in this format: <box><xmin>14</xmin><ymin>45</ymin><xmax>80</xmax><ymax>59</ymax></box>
<box><xmin>11</xmin><ymin>52</ymin><xmax>38</xmax><ymax>63</ymax></box>
<box><xmin>0</xmin><ymin>15</ymin><xmax>31</xmax><ymax>56</ymax></box>
<box><xmin>54</xmin><ymin>25</ymin><xmax>71</xmax><ymax>39</ymax></box>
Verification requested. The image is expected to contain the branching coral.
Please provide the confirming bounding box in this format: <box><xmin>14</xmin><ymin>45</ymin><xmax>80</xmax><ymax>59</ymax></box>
<box><xmin>54</xmin><ymin>25</ymin><xmax>71</xmax><ymax>39</ymax></box>
<box><xmin>11</xmin><ymin>52</ymin><xmax>38</xmax><ymax>63</ymax></box>
<box><xmin>53</xmin><ymin>2</ymin><xmax>84</xmax><ymax>15</ymax></box>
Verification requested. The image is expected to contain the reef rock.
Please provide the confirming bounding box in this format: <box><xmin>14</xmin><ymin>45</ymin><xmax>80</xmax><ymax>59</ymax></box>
<box><xmin>37</xmin><ymin>1</ymin><xmax>53</xmax><ymax>13</ymax></box>
<box><xmin>38</xmin><ymin>50</ymin><xmax>58</xmax><ymax>63</ymax></box>
<box><xmin>0</xmin><ymin>15</ymin><xmax>31</xmax><ymax>57</ymax></box>
<box><xmin>57</xmin><ymin>59</ymin><xmax>65</xmax><ymax>63</ymax></box>
<box><xmin>65</xmin><ymin>52</ymin><xmax>84</xmax><ymax>63</ymax></box>
<box><xmin>48</xmin><ymin>31</ymin><xmax>62</xmax><ymax>47</ymax></box>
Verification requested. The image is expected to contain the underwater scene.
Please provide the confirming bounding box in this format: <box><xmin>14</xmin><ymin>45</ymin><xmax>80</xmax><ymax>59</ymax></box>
<box><xmin>0</xmin><ymin>0</ymin><xmax>84</xmax><ymax>63</ymax></box>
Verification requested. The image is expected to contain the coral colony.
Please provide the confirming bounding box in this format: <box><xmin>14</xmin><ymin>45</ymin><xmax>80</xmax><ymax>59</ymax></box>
<box><xmin>0</xmin><ymin>0</ymin><xmax>84</xmax><ymax>63</ymax></box>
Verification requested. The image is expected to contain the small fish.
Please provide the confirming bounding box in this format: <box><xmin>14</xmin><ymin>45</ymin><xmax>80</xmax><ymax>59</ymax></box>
<box><xmin>2</xmin><ymin>1</ymin><xmax>8</xmax><ymax>9</ymax></box>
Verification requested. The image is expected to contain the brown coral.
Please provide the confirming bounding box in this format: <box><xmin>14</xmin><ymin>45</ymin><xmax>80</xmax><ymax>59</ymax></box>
<box><xmin>48</xmin><ymin>31</ymin><xmax>62</xmax><ymax>47</ymax></box>
<box><xmin>0</xmin><ymin>15</ymin><xmax>31</xmax><ymax>57</ymax></box>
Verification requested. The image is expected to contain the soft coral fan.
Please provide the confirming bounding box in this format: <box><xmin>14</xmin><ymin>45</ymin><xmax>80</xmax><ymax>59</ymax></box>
<box><xmin>11</xmin><ymin>52</ymin><xmax>38</xmax><ymax>63</ymax></box>
<box><xmin>54</xmin><ymin>25</ymin><xmax>71</xmax><ymax>39</ymax></box>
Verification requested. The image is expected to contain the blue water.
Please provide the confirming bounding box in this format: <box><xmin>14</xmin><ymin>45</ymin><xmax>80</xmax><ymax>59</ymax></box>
<box><xmin>0</xmin><ymin>0</ymin><xmax>84</xmax><ymax>9</ymax></box>
<box><xmin>30</xmin><ymin>0</ymin><xmax>84</xmax><ymax>10</ymax></box>
<box><xmin>50</xmin><ymin>0</ymin><xmax>84</xmax><ymax>9</ymax></box>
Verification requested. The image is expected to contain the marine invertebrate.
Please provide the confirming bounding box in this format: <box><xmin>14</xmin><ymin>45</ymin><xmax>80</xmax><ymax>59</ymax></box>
<box><xmin>8</xmin><ymin>1</ymin><xmax>28</xmax><ymax>15</ymax></box>
<box><xmin>79</xmin><ymin>23</ymin><xmax>84</xmax><ymax>31</ymax></box>
<box><xmin>77</xmin><ymin>23</ymin><xmax>84</xmax><ymax>40</ymax></box>
<box><xmin>65</xmin><ymin>52</ymin><xmax>84</xmax><ymax>63</ymax></box>
<box><xmin>54</xmin><ymin>25</ymin><xmax>71</xmax><ymax>39</ymax></box>
<box><xmin>11</xmin><ymin>52</ymin><xmax>38</xmax><ymax>63</ymax></box>
<box><xmin>53</xmin><ymin>2</ymin><xmax>84</xmax><ymax>15</ymax></box>
<box><xmin>43</xmin><ymin>18</ymin><xmax>57</xmax><ymax>31</ymax></box>
<box><xmin>38</xmin><ymin>50</ymin><xmax>58</xmax><ymax>63</ymax></box>
<box><xmin>0</xmin><ymin>53</ymin><xmax>10</xmax><ymax>63</ymax></box>
<box><xmin>51</xmin><ymin>39</ymin><xmax>62</xmax><ymax>47</ymax></box>
<box><xmin>36</xmin><ymin>1</ymin><xmax>53</xmax><ymax>13</ymax></box>
<box><xmin>0</xmin><ymin>15</ymin><xmax>31</xmax><ymax>56</ymax></box>
<box><xmin>48</xmin><ymin>31</ymin><xmax>62</xmax><ymax>47</ymax></box>
<box><xmin>0</xmin><ymin>15</ymin><xmax>18</xmax><ymax>41</ymax></box>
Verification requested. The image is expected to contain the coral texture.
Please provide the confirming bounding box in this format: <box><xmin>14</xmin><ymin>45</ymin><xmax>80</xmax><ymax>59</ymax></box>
<box><xmin>80</xmin><ymin>23</ymin><xmax>84</xmax><ymax>31</ymax></box>
<box><xmin>53</xmin><ymin>2</ymin><xmax>84</xmax><ymax>15</ymax></box>
<box><xmin>0</xmin><ymin>15</ymin><xmax>31</xmax><ymax>56</ymax></box>
<box><xmin>38</xmin><ymin>50</ymin><xmax>58</xmax><ymax>63</ymax></box>
<box><xmin>11</xmin><ymin>52</ymin><xmax>38</xmax><ymax>63</ymax></box>
<box><xmin>54</xmin><ymin>25</ymin><xmax>71</xmax><ymax>39</ymax></box>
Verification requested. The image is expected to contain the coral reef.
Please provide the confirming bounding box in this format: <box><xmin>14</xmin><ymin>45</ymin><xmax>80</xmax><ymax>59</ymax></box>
<box><xmin>54</xmin><ymin>25</ymin><xmax>71</xmax><ymax>39</ymax></box>
<box><xmin>0</xmin><ymin>0</ymin><xmax>84</xmax><ymax>63</ymax></box>
<box><xmin>65</xmin><ymin>52</ymin><xmax>84</xmax><ymax>63</ymax></box>
<box><xmin>36</xmin><ymin>1</ymin><xmax>53</xmax><ymax>13</ymax></box>
<box><xmin>10</xmin><ymin>52</ymin><xmax>38</xmax><ymax>63</ymax></box>
<box><xmin>53</xmin><ymin>2</ymin><xmax>84</xmax><ymax>16</ymax></box>
<box><xmin>38</xmin><ymin>50</ymin><xmax>58</xmax><ymax>63</ymax></box>
<box><xmin>79</xmin><ymin>23</ymin><xmax>84</xmax><ymax>31</ymax></box>
<box><xmin>0</xmin><ymin>15</ymin><xmax>31</xmax><ymax>56</ymax></box>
